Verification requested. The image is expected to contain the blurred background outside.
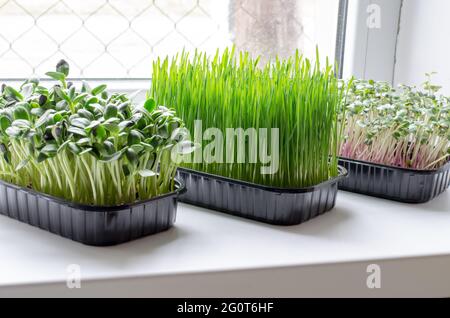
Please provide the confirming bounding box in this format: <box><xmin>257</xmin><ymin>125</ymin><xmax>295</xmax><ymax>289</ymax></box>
<box><xmin>0</xmin><ymin>0</ymin><xmax>338</xmax><ymax>79</ymax></box>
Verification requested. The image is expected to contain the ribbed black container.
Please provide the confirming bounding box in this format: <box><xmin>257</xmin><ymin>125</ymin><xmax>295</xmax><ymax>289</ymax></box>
<box><xmin>338</xmin><ymin>157</ymin><xmax>450</xmax><ymax>203</ymax></box>
<box><xmin>177</xmin><ymin>167</ymin><xmax>347</xmax><ymax>225</ymax></box>
<box><xmin>0</xmin><ymin>179</ymin><xmax>185</xmax><ymax>246</ymax></box>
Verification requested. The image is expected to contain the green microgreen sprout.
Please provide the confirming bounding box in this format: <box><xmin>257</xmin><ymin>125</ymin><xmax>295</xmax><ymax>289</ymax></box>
<box><xmin>340</xmin><ymin>76</ymin><xmax>450</xmax><ymax>170</ymax></box>
<box><xmin>0</xmin><ymin>60</ymin><xmax>192</xmax><ymax>206</ymax></box>
<box><xmin>150</xmin><ymin>47</ymin><xmax>343</xmax><ymax>188</ymax></box>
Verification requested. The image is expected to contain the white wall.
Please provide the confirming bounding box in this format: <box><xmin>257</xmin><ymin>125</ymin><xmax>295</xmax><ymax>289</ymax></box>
<box><xmin>343</xmin><ymin>0</ymin><xmax>402</xmax><ymax>82</ymax></box>
<box><xmin>394</xmin><ymin>0</ymin><xmax>450</xmax><ymax>94</ymax></box>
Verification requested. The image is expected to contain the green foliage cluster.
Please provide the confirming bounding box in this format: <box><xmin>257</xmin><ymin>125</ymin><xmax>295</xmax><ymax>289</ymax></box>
<box><xmin>0</xmin><ymin>60</ymin><xmax>187</xmax><ymax>205</ymax></box>
<box><xmin>150</xmin><ymin>48</ymin><xmax>342</xmax><ymax>187</ymax></box>
<box><xmin>341</xmin><ymin>76</ymin><xmax>450</xmax><ymax>170</ymax></box>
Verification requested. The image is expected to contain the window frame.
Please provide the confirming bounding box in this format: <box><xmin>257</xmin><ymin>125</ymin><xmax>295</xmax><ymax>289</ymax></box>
<box><xmin>342</xmin><ymin>0</ymin><xmax>403</xmax><ymax>83</ymax></box>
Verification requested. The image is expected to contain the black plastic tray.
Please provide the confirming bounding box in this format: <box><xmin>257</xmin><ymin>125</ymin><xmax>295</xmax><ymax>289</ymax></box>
<box><xmin>0</xmin><ymin>178</ymin><xmax>185</xmax><ymax>246</ymax></box>
<box><xmin>177</xmin><ymin>167</ymin><xmax>347</xmax><ymax>225</ymax></box>
<box><xmin>338</xmin><ymin>157</ymin><xmax>450</xmax><ymax>203</ymax></box>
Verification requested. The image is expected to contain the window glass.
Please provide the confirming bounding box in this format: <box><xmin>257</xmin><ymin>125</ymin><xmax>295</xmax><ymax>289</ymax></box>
<box><xmin>0</xmin><ymin>0</ymin><xmax>339</xmax><ymax>78</ymax></box>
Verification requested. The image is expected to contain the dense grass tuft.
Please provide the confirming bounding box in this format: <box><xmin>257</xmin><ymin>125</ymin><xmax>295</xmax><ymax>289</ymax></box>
<box><xmin>150</xmin><ymin>48</ymin><xmax>342</xmax><ymax>188</ymax></box>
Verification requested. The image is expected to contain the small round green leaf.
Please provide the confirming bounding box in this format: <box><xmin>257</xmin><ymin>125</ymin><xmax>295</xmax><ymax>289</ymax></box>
<box><xmin>104</xmin><ymin>104</ymin><xmax>118</xmax><ymax>119</ymax></box>
<box><xmin>56</xmin><ymin>60</ymin><xmax>70</xmax><ymax>76</ymax></box>
<box><xmin>0</xmin><ymin>116</ymin><xmax>12</xmax><ymax>132</ymax></box>
<box><xmin>13</xmin><ymin>105</ymin><xmax>30</xmax><ymax>120</ymax></box>
<box><xmin>144</xmin><ymin>98</ymin><xmax>156</xmax><ymax>113</ymax></box>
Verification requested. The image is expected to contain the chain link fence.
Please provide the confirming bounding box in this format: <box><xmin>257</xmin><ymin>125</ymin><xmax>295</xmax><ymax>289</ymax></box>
<box><xmin>0</xmin><ymin>0</ymin><xmax>338</xmax><ymax>79</ymax></box>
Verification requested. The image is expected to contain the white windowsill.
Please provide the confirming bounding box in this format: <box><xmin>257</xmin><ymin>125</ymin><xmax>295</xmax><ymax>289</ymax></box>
<box><xmin>0</xmin><ymin>190</ymin><xmax>449</xmax><ymax>297</ymax></box>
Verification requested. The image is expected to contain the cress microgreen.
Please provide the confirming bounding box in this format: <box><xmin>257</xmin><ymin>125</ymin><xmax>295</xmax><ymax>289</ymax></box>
<box><xmin>340</xmin><ymin>76</ymin><xmax>450</xmax><ymax>170</ymax></box>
